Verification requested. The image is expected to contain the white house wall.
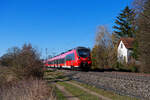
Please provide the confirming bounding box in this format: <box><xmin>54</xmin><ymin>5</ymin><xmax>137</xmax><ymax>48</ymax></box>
<box><xmin>117</xmin><ymin>41</ymin><xmax>128</xmax><ymax>63</ymax></box>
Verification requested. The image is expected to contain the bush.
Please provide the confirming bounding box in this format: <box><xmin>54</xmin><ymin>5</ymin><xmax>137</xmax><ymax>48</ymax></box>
<box><xmin>113</xmin><ymin>62</ymin><xmax>139</xmax><ymax>72</ymax></box>
<box><xmin>0</xmin><ymin>44</ymin><xmax>44</xmax><ymax>79</ymax></box>
<box><xmin>0</xmin><ymin>44</ymin><xmax>56</xmax><ymax>100</ymax></box>
<box><xmin>113</xmin><ymin>62</ymin><xmax>125</xmax><ymax>71</ymax></box>
<box><xmin>0</xmin><ymin>67</ymin><xmax>18</xmax><ymax>87</ymax></box>
<box><xmin>127</xmin><ymin>63</ymin><xmax>139</xmax><ymax>72</ymax></box>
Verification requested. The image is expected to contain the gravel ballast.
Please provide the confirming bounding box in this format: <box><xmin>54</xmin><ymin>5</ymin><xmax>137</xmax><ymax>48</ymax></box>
<box><xmin>61</xmin><ymin>70</ymin><xmax>150</xmax><ymax>100</ymax></box>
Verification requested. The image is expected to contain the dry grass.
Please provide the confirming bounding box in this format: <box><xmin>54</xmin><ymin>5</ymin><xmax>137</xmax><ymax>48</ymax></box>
<box><xmin>71</xmin><ymin>80</ymin><xmax>139</xmax><ymax>100</ymax></box>
<box><xmin>0</xmin><ymin>44</ymin><xmax>56</xmax><ymax>100</ymax></box>
<box><xmin>0</xmin><ymin>67</ymin><xmax>18</xmax><ymax>86</ymax></box>
<box><xmin>0</xmin><ymin>78</ymin><xmax>56</xmax><ymax>100</ymax></box>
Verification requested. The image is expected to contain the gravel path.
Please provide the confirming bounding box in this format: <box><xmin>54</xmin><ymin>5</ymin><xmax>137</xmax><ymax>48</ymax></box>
<box><xmin>55</xmin><ymin>83</ymin><xmax>79</xmax><ymax>100</ymax></box>
<box><xmin>66</xmin><ymin>81</ymin><xmax>112</xmax><ymax>100</ymax></box>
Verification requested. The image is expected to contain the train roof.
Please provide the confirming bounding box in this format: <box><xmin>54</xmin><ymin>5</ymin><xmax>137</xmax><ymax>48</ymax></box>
<box><xmin>46</xmin><ymin>46</ymin><xmax>89</xmax><ymax>61</ymax></box>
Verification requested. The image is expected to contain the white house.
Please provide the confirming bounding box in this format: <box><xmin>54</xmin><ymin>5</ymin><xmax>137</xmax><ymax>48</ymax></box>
<box><xmin>117</xmin><ymin>38</ymin><xmax>134</xmax><ymax>63</ymax></box>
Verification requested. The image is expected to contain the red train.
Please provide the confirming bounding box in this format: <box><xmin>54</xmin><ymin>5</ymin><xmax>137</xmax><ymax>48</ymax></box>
<box><xmin>44</xmin><ymin>47</ymin><xmax>92</xmax><ymax>70</ymax></box>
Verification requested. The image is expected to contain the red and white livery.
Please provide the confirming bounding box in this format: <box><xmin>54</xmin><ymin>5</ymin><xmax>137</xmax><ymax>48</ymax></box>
<box><xmin>44</xmin><ymin>47</ymin><xmax>92</xmax><ymax>70</ymax></box>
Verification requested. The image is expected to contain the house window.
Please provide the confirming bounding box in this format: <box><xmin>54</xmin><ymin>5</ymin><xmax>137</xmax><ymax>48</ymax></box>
<box><xmin>121</xmin><ymin>44</ymin><xmax>123</xmax><ymax>48</ymax></box>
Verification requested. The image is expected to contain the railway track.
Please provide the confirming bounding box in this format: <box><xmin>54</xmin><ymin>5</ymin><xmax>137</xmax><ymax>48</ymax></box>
<box><xmin>60</xmin><ymin>69</ymin><xmax>150</xmax><ymax>82</ymax></box>
<box><xmin>57</xmin><ymin>69</ymin><xmax>150</xmax><ymax>100</ymax></box>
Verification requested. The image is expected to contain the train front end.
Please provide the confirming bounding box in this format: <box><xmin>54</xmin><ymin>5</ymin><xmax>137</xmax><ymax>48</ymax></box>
<box><xmin>76</xmin><ymin>47</ymin><xmax>92</xmax><ymax>71</ymax></box>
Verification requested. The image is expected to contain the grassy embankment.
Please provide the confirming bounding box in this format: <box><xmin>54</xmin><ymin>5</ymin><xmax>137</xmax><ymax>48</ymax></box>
<box><xmin>54</xmin><ymin>86</ymin><xmax>67</xmax><ymax>100</ymax></box>
<box><xmin>58</xmin><ymin>81</ymin><xmax>100</xmax><ymax>100</ymax></box>
<box><xmin>71</xmin><ymin>80</ymin><xmax>140</xmax><ymax>100</ymax></box>
<box><xmin>44</xmin><ymin>69</ymin><xmax>67</xmax><ymax>100</ymax></box>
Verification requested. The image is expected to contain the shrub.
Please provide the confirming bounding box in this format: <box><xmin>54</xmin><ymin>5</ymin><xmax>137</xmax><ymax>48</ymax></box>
<box><xmin>0</xmin><ymin>44</ymin><xmax>44</xmax><ymax>79</ymax></box>
<box><xmin>113</xmin><ymin>62</ymin><xmax>139</xmax><ymax>72</ymax></box>
<box><xmin>113</xmin><ymin>62</ymin><xmax>125</xmax><ymax>71</ymax></box>
<box><xmin>127</xmin><ymin>63</ymin><xmax>139</xmax><ymax>72</ymax></box>
<box><xmin>0</xmin><ymin>44</ymin><xmax>55</xmax><ymax>100</ymax></box>
<box><xmin>0</xmin><ymin>67</ymin><xmax>18</xmax><ymax>87</ymax></box>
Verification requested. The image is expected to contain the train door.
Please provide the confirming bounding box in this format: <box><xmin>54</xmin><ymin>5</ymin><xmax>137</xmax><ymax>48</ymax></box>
<box><xmin>65</xmin><ymin>54</ymin><xmax>71</xmax><ymax>68</ymax></box>
<box><xmin>71</xmin><ymin>53</ymin><xmax>75</xmax><ymax>66</ymax></box>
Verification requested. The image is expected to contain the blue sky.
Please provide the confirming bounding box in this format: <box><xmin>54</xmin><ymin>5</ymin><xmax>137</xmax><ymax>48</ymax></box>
<box><xmin>0</xmin><ymin>0</ymin><xmax>132</xmax><ymax>58</ymax></box>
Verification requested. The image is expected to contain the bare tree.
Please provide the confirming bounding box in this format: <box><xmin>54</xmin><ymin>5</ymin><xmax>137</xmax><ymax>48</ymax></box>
<box><xmin>135</xmin><ymin>0</ymin><xmax>150</xmax><ymax>72</ymax></box>
<box><xmin>91</xmin><ymin>25</ymin><xmax>117</xmax><ymax>69</ymax></box>
<box><xmin>132</xmin><ymin>0</ymin><xmax>147</xmax><ymax>14</ymax></box>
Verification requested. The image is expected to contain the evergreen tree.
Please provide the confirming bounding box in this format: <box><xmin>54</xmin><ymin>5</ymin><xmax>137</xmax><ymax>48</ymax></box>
<box><xmin>136</xmin><ymin>0</ymin><xmax>150</xmax><ymax>73</ymax></box>
<box><xmin>113</xmin><ymin>6</ymin><xmax>135</xmax><ymax>38</ymax></box>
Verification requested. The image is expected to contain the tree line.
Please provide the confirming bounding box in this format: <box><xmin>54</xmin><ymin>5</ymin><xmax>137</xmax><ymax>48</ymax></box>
<box><xmin>91</xmin><ymin>0</ymin><xmax>150</xmax><ymax>73</ymax></box>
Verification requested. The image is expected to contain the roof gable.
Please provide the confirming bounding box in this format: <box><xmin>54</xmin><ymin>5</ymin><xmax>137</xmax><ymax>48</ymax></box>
<box><xmin>118</xmin><ymin>38</ymin><xmax>134</xmax><ymax>49</ymax></box>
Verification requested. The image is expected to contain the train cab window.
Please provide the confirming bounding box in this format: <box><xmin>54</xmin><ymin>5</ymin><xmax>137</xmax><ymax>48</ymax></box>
<box><xmin>77</xmin><ymin>49</ymin><xmax>90</xmax><ymax>58</ymax></box>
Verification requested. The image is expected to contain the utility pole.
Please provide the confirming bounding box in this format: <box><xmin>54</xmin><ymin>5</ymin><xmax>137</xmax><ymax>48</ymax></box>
<box><xmin>45</xmin><ymin>48</ymin><xmax>48</xmax><ymax>61</ymax></box>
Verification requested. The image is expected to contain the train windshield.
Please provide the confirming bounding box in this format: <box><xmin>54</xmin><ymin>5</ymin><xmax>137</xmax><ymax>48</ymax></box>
<box><xmin>78</xmin><ymin>49</ymin><xmax>90</xmax><ymax>58</ymax></box>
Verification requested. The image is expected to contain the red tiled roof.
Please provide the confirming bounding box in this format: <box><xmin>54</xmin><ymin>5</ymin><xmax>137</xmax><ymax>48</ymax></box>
<box><xmin>119</xmin><ymin>38</ymin><xmax>134</xmax><ymax>49</ymax></box>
